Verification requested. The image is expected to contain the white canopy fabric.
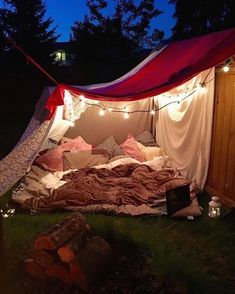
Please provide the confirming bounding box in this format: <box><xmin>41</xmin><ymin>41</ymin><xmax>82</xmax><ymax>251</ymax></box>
<box><xmin>156</xmin><ymin>68</ymin><xmax>215</xmax><ymax>189</ymax></box>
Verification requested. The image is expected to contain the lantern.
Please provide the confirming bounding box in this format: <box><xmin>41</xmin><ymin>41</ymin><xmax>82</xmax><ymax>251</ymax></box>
<box><xmin>208</xmin><ymin>196</ymin><xmax>222</xmax><ymax>218</ymax></box>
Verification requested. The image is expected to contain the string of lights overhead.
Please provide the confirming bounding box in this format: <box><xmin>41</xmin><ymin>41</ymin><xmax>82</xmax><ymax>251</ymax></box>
<box><xmin>71</xmin><ymin>82</ymin><xmax>209</xmax><ymax>120</ymax></box>
<box><xmin>65</xmin><ymin>59</ymin><xmax>232</xmax><ymax>121</ymax></box>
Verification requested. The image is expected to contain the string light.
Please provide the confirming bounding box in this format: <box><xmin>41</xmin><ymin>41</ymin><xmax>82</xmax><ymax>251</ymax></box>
<box><xmin>65</xmin><ymin>76</ymin><xmax>213</xmax><ymax>121</ymax></box>
<box><xmin>123</xmin><ymin>112</ymin><xmax>130</xmax><ymax>119</ymax></box>
<box><xmin>198</xmin><ymin>82</ymin><xmax>207</xmax><ymax>94</ymax></box>
<box><xmin>79</xmin><ymin>94</ymin><xmax>86</xmax><ymax>108</ymax></box>
<box><xmin>123</xmin><ymin>106</ymin><xmax>128</xmax><ymax>112</ymax></box>
<box><xmin>223</xmin><ymin>65</ymin><xmax>230</xmax><ymax>72</ymax></box>
<box><xmin>222</xmin><ymin>57</ymin><xmax>233</xmax><ymax>72</ymax></box>
<box><xmin>99</xmin><ymin>109</ymin><xmax>105</xmax><ymax>116</ymax></box>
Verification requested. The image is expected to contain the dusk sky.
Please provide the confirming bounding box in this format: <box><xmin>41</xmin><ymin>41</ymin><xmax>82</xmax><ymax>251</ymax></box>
<box><xmin>45</xmin><ymin>0</ymin><xmax>175</xmax><ymax>41</ymax></box>
<box><xmin>0</xmin><ymin>0</ymin><xmax>175</xmax><ymax>41</ymax></box>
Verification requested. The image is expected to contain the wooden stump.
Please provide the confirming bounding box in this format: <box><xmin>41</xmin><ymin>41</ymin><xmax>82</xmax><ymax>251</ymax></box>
<box><xmin>24</xmin><ymin>258</ymin><xmax>45</xmax><ymax>279</ymax></box>
<box><xmin>45</xmin><ymin>261</ymin><xmax>72</xmax><ymax>284</ymax></box>
<box><xmin>34</xmin><ymin>214</ymin><xmax>89</xmax><ymax>250</ymax></box>
<box><xmin>24</xmin><ymin>214</ymin><xmax>113</xmax><ymax>289</ymax></box>
<box><xmin>29</xmin><ymin>249</ymin><xmax>58</xmax><ymax>268</ymax></box>
<box><xmin>70</xmin><ymin>236</ymin><xmax>113</xmax><ymax>290</ymax></box>
<box><xmin>57</xmin><ymin>230</ymin><xmax>88</xmax><ymax>263</ymax></box>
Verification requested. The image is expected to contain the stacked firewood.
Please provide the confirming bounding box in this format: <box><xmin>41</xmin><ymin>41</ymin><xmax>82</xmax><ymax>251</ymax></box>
<box><xmin>24</xmin><ymin>214</ymin><xmax>112</xmax><ymax>291</ymax></box>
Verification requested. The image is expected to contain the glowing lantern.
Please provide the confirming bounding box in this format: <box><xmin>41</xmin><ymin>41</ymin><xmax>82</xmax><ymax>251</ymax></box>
<box><xmin>208</xmin><ymin>196</ymin><xmax>222</xmax><ymax>218</ymax></box>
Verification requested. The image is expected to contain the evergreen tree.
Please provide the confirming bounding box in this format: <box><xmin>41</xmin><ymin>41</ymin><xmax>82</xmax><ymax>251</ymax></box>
<box><xmin>70</xmin><ymin>0</ymin><xmax>163</xmax><ymax>83</ymax></box>
<box><xmin>169</xmin><ymin>0</ymin><xmax>235</xmax><ymax>40</ymax></box>
<box><xmin>0</xmin><ymin>0</ymin><xmax>58</xmax><ymax>68</ymax></box>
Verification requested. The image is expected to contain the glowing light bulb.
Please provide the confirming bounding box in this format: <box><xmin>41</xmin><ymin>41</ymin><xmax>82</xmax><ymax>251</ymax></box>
<box><xmin>80</xmin><ymin>101</ymin><xmax>86</xmax><ymax>108</ymax></box>
<box><xmin>123</xmin><ymin>112</ymin><xmax>129</xmax><ymax>119</ymax></box>
<box><xmin>198</xmin><ymin>82</ymin><xmax>207</xmax><ymax>94</ymax></box>
<box><xmin>150</xmin><ymin>110</ymin><xmax>156</xmax><ymax>115</ymax></box>
<box><xmin>108</xmin><ymin>107</ymin><xmax>113</xmax><ymax>112</ymax></box>
<box><xmin>79</xmin><ymin>95</ymin><xmax>86</xmax><ymax>108</ymax></box>
<box><xmin>223</xmin><ymin>65</ymin><xmax>230</xmax><ymax>72</ymax></box>
<box><xmin>99</xmin><ymin>109</ymin><xmax>105</xmax><ymax>116</ymax></box>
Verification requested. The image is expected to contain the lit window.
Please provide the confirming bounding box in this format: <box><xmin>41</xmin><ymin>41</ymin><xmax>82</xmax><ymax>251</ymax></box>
<box><xmin>54</xmin><ymin>50</ymin><xmax>66</xmax><ymax>62</ymax></box>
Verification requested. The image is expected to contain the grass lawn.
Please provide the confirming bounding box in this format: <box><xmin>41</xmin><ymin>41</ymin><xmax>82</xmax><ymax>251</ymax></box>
<box><xmin>0</xmin><ymin>190</ymin><xmax>235</xmax><ymax>294</ymax></box>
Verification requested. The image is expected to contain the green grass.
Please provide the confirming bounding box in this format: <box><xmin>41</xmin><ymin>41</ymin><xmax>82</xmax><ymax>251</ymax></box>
<box><xmin>1</xmin><ymin>192</ymin><xmax>235</xmax><ymax>293</ymax></box>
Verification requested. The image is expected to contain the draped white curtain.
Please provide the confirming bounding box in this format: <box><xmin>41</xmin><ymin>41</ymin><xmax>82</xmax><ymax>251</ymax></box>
<box><xmin>156</xmin><ymin>68</ymin><xmax>215</xmax><ymax>190</ymax></box>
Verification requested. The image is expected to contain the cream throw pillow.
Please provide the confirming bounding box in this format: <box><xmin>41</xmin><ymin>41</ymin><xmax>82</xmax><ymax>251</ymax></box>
<box><xmin>137</xmin><ymin>142</ymin><xmax>163</xmax><ymax>161</ymax></box>
<box><xmin>63</xmin><ymin>150</ymin><xmax>109</xmax><ymax>170</ymax></box>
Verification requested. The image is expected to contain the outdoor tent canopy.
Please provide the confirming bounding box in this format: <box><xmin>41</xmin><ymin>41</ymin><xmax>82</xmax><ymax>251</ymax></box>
<box><xmin>0</xmin><ymin>28</ymin><xmax>235</xmax><ymax>198</ymax></box>
<box><xmin>46</xmin><ymin>28</ymin><xmax>235</xmax><ymax>116</ymax></box>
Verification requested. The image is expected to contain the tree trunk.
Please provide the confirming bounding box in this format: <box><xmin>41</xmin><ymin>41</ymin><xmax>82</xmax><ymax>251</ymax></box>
<box><xmin>57</xmin><ymin>230</ymin><xmax>88</xmax><ymax>263</ymax></box>
<box><xmin>34</xmin><ymin>214</ymin><xmax>89</xmax><ymax>250</ymax></box>
<box><xmin>69</xmin><ymin>236</ymin><xmax>113</xmax><ymax>290</ymax></box>
<box><xmin>24</xmin><ymin>257</ymin><xmax>45</xmax><ymax>279</ymax></box>
<box><xmin>45</xmin><ymin>261</ymin><xmax>72</xmax><ymax>284</ymax></box>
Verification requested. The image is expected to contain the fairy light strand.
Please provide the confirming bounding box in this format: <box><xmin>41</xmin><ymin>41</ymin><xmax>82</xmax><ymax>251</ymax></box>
<box><xmin>66</xmin><ymin>70</ymin><xmax>217</xmax><ymax>120</ymax></box>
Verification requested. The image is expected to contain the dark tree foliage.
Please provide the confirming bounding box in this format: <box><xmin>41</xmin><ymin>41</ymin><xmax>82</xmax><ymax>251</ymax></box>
<box><xmin>169</xmin><ymin>0</ymin><xmax>235</xmax><ymax>40</ymax></box>
<box><xmin>70</xmin><ymin>0</ymin><xmax>163</xmax><ymax>83</ymax></box>
<box><xmin>0</xmin><ymin>0</ymin><xmax>59</xmax><ymax>129</ymax></box>
<box><xmin>0</xmin><ymin>0</ymin><xmax>58</xmax><ymax>69</ymax></box>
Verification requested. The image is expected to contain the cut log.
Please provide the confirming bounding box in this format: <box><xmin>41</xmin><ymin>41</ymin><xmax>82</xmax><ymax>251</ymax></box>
<box><xmin>69</xmin><ymin>262</ymin><xmax>88</xmax><ymax>290</ymax></box>
<box><xmin>24</xmin><ymin>257</ymin><xmax>45</xmax><ymax>279</ymax></box>
<box><xmin>70</xmin><ymin>236</ymin><xmax>113</xmax><ymax>290</ymax></box>
<box><xmin>45</xmin><ymin>261</ymin><xmax>72</xmax><ymax>284</ymax></box>
<box><xmin>29</xmin><ymin>249</ymin><xmax>58</xmax><ymax>269</ymax></box>
<box><xmin>57</xmin><ymin>230</ymin><xmax>88</xmax><ymax>263</ymax></box>
<box><xmin>34</xmin><ymin>214</ymin><xmax>89</xmax><ymax>250</ymax></box>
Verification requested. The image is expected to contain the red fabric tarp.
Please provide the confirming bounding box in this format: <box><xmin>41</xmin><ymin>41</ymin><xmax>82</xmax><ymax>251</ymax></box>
<box><xmin>46</xmin><ymin>28</ymin><xmax>235</xmax><ymax>116</ymax></box>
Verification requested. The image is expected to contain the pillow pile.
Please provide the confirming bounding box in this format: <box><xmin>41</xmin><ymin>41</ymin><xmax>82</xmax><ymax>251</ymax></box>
<box><xmin>36</xmin><ymin>136</ymin><xmax>92</xmax><ymax>171</ymax></box>
<box><xmin>36</xmin><ymin>131</ymin><xmax>162</xmax><ymax>171</ymax></box>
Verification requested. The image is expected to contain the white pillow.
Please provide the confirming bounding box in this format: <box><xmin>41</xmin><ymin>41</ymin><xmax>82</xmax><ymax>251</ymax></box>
<box><xmin>137</xmin><ymin>142</ymin><xmax>164</xmax><ymax>161</ymax></box>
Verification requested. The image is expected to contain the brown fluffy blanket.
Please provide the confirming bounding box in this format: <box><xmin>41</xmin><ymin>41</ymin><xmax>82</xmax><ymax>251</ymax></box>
<box><xmin>23</xmin><ymin>163</ymin><xmax>190</xmax><ymax>214</ymax></box>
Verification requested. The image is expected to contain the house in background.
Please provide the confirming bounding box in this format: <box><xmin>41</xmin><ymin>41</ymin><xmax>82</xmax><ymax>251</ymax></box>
<box><xmin>53</xmin><ymin>42</ymin><xmax>73</xmax><ymax>66</ymax></box>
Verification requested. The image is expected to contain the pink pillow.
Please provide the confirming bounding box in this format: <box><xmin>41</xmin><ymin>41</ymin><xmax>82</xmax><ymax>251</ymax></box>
<box><xmin>119</xmin><ymin>134</ymin><xmax>145</xmax><ymax>162</ymax></box>
<box><xmin>36</xmin><ymin>136</ymin><xmax>92</xmax><ymax>171</ymax></box>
